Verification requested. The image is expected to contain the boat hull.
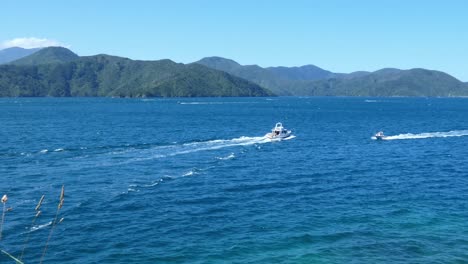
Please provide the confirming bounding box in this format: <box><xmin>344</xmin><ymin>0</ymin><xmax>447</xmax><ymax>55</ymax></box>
<box><xmin>265</xmin><ymin>131</ymin><xmax>292</xmax><ymax>140</ymax></box>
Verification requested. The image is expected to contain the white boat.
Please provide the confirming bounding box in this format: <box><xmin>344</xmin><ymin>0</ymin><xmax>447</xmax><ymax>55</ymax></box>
<box><xmin>265</xmin><ymin>122</ymin><xmax>292</xmax><ymax>139</ymax></box>
<box><xmin>374</xmin><ymin>131</ymin><xmax>386</xmax><ymax>140</ymax></box>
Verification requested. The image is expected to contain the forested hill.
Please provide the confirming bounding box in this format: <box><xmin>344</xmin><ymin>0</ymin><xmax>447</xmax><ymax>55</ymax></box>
<box><xmin>197</xmin><ymin>57</ymin><xmax>468</xmax><ymax>97</ymax></box>
<box><xmin>289</xmin><ymin>68</ymin><xmax>468</xmax><ymax>97</ymax></box>
<box><xmin>10</xmin><ymin>46</ymin><xmax>79</xmax><ymax>65</ymax></box>
<box><xmin>0</xmin><ymin>47</ymin><xmax>273</xmax><ymax>97</ymax></box>
<box><xmin>3</xmin><ymin>47</ymin><xmax>466</xmax><ymax>98</ymax></box>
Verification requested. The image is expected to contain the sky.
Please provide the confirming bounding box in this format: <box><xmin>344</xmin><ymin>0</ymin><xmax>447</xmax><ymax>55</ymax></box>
<box><xmin>1</xmin><ymin>0</ymin><xmax>467</xmax><ymax>81</ymax></box>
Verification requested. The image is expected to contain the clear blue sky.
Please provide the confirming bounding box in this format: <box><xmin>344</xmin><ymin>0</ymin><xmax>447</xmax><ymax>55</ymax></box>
<box><xmin>2</xmin><ymin>0</ymin><xmax>467</xmax><ymax>81</ymax></box>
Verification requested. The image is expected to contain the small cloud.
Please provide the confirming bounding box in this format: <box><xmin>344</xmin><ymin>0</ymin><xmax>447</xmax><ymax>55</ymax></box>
<box><xmin>0</xmin><ymin>37</ymin><xmax>70</xmax><ymax>49</ymax></box>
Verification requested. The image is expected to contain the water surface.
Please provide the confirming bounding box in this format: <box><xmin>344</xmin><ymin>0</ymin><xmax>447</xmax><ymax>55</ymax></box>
<box><xmin>1</xmin><ymin>97</ymin><xmax>468</xmax><ymax>263</ymax></box>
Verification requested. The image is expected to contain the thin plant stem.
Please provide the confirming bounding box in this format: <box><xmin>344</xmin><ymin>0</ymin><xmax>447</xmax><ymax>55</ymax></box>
<box><xmin>39</xmin><ymin>186</ymin><xmax>64</xmax><ymax>264</ymax></box>
<box><xmin>0</xmin><ymin>195</ymin><xmax>20</xmax><ymax>264</ymax></box>
<box><xmin>1</xmin><ymin>249</ymin><xmax>25</xmax><ymax>264</ymax></box>
<box><xmin>39</xmin><ymin>209</ymin><xmax>59</xmax><ymax>264</ymax></box>
<box><xmin>0</xmin><ymin>195</ymin><xmax>7</xmax><ymax>241</ymax></box>
<box><xmin>19</xmin><ymin>195</ymin><xmax>44</xmax><ymax>261</ymax></box>
<box><xmin>0</xmin><ymin>204</ymin><xmax>5</xmax><ymax>241</ymax></box>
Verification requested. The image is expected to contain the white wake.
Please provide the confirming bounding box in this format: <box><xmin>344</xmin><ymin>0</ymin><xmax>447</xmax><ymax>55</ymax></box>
<box><xmin>379</xmin><ymin>130</ymin><xmax>468</xmax><ymax>140</ymax></box>
<box><xmin>149</xmin><ymin>135</ymin><xmax>295</xmax><ymax>157</ymax></box>
<box><xmin>110</xmin><ymin>134</ymin><xmax>295</xmax><ymax>164</ymax></box>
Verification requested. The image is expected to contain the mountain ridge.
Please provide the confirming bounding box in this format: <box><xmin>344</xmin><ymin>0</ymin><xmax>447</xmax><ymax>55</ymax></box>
<box><xmin>289</xmin><ymin>68</ymin><xmax>468</xmax><ymax>97</ymax></box>
<box><xmin>10</xmin><ymin>46</ymin><xmax>79</xmax><ymax>65</ymax></box>
<box><xmin>0</xmin><ymin>47</ymin><xmax>42</xmax><ymax>64</ymax></box>
<box><xmin>2</xmin><ymin>48</ymin><xmax>467</xmax><ymax>97</ymax></box>
<box><xmin>0</xmin><ymin>47</ymin><xmax>273</xmax><ymax>97</ymax></box>
<box><xmin>196</xmin><ymin>56</ymin><xmax>468</xmax><ymax>96</ymax></box>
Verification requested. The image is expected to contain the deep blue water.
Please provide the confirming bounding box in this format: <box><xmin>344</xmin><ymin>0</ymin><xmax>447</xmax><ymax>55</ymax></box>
<box><xmin>1</xmin><ymin>97</ymin><xmax>468</xmax><ymax>263</ymax></box>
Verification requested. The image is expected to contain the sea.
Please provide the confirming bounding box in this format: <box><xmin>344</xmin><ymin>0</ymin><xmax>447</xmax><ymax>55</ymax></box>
<box><xmin>1</xmin><ymin>97</ymin><xmax>468</xmax><ymax>263</ymax></box>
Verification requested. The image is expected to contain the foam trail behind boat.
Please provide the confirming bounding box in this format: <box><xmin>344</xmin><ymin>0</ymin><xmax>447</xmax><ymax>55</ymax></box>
<box><xmin>383</xmin><ymin>130</ymin><xmax>468</xmax><ymax>140</ymax></box>
<box><xmin>115</xmin><ymin>136</ymin><xmax>276</xmax><ymax>164</ymax></box>
<box><xmin>33</xmin><ymin>134</ymin><xmax>296</xmax><ymax>174</ymax></box>
<box><xmin>167</xmin><ymin>136</ymin><xmax>271</xmax><ymax>155</ymax></box>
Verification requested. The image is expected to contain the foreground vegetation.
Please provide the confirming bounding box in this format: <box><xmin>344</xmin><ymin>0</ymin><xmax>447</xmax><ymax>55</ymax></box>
<box><xmin>1</xmin><ymin>187</ymin><xmax>65</xmax><ymax>264</ymax></box>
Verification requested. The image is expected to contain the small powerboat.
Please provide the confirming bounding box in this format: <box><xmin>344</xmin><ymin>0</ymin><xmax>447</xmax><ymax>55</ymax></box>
<box><xmin>265</xmin><ymin>122</ymin><xmax>292</xmax><ymax>139</ymax></box>
<box><xmin>374</xmin><ymin>131</ymin><xmax>386</xmax><ymax>140</ymax></box>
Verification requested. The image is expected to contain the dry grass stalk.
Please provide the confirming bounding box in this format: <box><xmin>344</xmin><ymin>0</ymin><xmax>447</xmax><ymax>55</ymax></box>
<box><xmin>40</xmin><ymin>185</ymin><xmax>65</xmax><ymax>264</ymax></box>
<box><xmin>35</xmin><ymin>195</ymin><xmax>45</xmax><ymax>211</ymax></box>
<box><xmin>1</xmin><ymin>249</ymin><xmax>25</xmax><ymax>264</ymax></box>
<box><xmin>20</xmin><ymin>194</ymin><xmax>46</xmax><ymax>261</ymax></box>
<box><xmin>0</xmin><ymin>194</ymin><xmax>7</xmax><ymax>241</ymax></box>
<box><xmin>1</xmin><ymin>194</ymin><xmax>25</xmax><ymax>264</ymax></box>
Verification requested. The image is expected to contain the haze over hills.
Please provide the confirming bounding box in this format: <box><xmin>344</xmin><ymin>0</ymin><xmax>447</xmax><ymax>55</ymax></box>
<box><xmin>196</xmin><ymin>57</ymin><xmax>468</xmax><ymax>97</ymax></box>
<box><xmin>0</xmin><ymin>47</ymin><xmax>41</xmax><ymax>64</ymax></box>
<box><xmin>0</xmin><ymin>47</ymin><xmax>272</xmax><ymax>97</ymax></box>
